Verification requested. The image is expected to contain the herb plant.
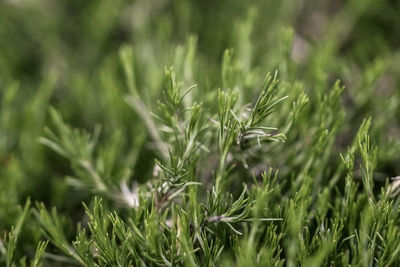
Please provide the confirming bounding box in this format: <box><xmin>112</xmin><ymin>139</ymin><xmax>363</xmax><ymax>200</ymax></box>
<box><xmin>1</xmin><ymin>0</ymin><xmax>400</xmax><ymax>266</ymax></box>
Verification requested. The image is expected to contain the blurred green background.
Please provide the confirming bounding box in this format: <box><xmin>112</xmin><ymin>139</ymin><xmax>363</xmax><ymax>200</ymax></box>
<box><xmin>1</xmin><ymin>0</ymin><xmax>400</xmax><ymax>262</ymax></box>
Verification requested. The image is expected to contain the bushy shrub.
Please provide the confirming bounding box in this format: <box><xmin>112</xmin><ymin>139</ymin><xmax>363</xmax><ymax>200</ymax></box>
<box><xmin>1</xmin><ymin>0</ymin><xmax>400</xmax><ymax>266</ymax></box>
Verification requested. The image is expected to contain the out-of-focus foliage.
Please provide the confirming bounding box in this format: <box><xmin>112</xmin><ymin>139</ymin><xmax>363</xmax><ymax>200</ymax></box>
<box><xmin>0</xmin><ymin>0</ymin><xmax>400</xmax><ymax>266</ymax></box>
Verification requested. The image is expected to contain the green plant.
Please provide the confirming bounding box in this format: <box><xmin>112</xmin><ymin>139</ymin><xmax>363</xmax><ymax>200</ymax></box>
<box><xmin>1</xmin><ymin>0</ymin><xmax>400</xmax><ymax>266</ymax></box>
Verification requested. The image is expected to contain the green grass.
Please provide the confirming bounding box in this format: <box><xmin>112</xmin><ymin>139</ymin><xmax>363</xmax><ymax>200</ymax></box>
<box><xmin>1</xmin><ymin>0</ymin><xmax>400</xmax><ymax>266</ymax></box>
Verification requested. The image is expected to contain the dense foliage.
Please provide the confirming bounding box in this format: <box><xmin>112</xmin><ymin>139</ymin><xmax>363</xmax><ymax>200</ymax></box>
<box><xmin>1</xmin><ymin>0</ymin><xmax>400</xmax><ymax>266</ymax></box>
